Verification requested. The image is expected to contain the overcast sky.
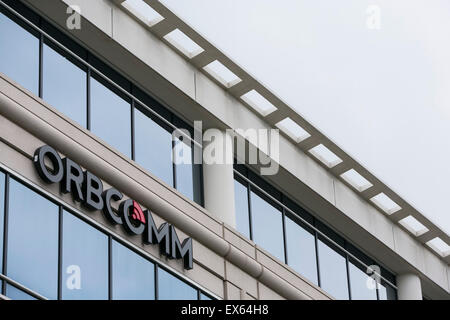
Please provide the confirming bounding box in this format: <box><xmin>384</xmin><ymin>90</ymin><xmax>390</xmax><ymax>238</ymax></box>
<box><xmin>161</xmin><ymin>0</ymin><xmax>450</xmax><ymax>235</ymax></box>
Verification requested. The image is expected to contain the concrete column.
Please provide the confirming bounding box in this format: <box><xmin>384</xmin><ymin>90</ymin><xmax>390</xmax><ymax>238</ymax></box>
<box><xmin>396</xmin><ymin>273</ymin><xmax>422</xmax><ymax>300</ymax></box>
<box><xmin>202</xmin><ymin>129</ymin><xmax>236</xmax><ymax>228</ymax></box>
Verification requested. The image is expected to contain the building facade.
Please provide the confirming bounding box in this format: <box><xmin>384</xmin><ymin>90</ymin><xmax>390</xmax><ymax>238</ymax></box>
<box><xmin>0</xmin><ymin>0</ymin><xmax>448</xmax><ymax>300</ymax></box>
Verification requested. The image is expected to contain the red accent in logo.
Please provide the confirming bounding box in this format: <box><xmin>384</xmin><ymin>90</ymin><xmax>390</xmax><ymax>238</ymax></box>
<box><xmin>132</xmin><ymin>201</ymin><xmax>146</xmax><ymax>224</ymax></box>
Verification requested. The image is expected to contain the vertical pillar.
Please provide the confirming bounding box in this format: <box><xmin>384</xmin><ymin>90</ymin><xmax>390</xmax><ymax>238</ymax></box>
<box><xmin>202</xmin><ymin>129</ymin><xmax>236</xmax><ymax>228</ymax></box>
<box><xmin>396</xmin><ymin>273</ymin><xmax>422</xmax><ymax>300</ymax></box>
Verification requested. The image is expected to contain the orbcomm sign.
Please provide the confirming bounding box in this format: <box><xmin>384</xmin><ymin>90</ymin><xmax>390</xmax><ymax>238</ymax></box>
<box><xmin>33</xmin><ymin>145</ymin><xmax>193</xmax><ymax>269</ymax></box>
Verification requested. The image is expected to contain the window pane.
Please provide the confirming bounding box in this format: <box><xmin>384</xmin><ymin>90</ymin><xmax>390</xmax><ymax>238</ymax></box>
<box><xmin>0</xmin><ymin>12</ymin><xmax>39</xmax><ymax>94</ymax></box>
<box><xmin>62</xmin><ymin>211</ymin><xmax>108</xmax><ymax>300</ymax></box>
<box><xmin>112</xmin><ymin>240</ymin><xmax>155</xmax><ymax>300</ymax></box>
<box><xmin>43</xmin><ymin>43</ymin><xmax>87</xmax><ymax>127</ymax></box>
<box><xmin>378</xmin><ymin>282</ymin><xmax>397</xmax><ymax>300</ymax></box>
<box><xmin>157</xmin><ymin>268</ymin><xmax>197</xmax><ymax>300</ymax></box>
<box><xmin>5</xmin><ymin>285</ymin><xmax>37</xmax><ymax>300</ymax></box>
<box><xmin>285</xmin><ymin>216</ymin><xmax>318</xmax><ymax>285</ymax></box>
<box><xmin>348</xmin><ymin>261</ymin><xmax>377</xmax><ymax>300</ymax></box>
<box><xmin>234</xmin><ymin>179</ymin><xmax>250</xmax><ymax>238</ymax></box>
<box><xmin>200</xmin><ymin>293</ymin><xmax>212</xmax><ymax>300</ymax></box>
<box><xmin>7</xmin><ymin>179</ymin><xmax>58</xmax><ymax>299</ymax></box>
<box><xmin>317</xmin><ymin>239</ymin><xmax>349</xmax><ymax>300</ymax></box>
<box><xmin>90</xmin><ymin>77</ymin><xmax>131</xmax><ymax>157</ymax></box>
<box><xmin>174</xmin><ymin>136</ymin><xmax>194</xmax><ymax>201</ymax></box>
<box><xmin>134</xmin><ymin>107</ymin><xmax>173</xmax><ymax>186</ymax></box>
<box><xmin>250</xmin><ymin>191</ymin><xmax>284</xmax><ymax>261</ymax></box>
<box><xmin>0</xmin><ymin>172</ymin><xmax>4</xmax><ymax>275</ymax></box>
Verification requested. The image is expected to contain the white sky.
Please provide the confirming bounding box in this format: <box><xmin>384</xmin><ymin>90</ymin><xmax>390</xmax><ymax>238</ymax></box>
<box><xmin>161</xmin><ymin>0</ymin><xmax>450</xmax><ymax>234</ymax></box>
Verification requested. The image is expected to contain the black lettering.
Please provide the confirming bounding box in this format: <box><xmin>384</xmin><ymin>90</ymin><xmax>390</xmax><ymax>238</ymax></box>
<box><xmin>119</xmin><ymin>199</ymin><xmax>145</xmax><ymax>235</ymax></box>
<box><xmin>62</xmin><ymin>158</ymin><xmax>84</xmax><ymax>201</ymax></box>
<box><xmin>144</xmin><ymin>210</ymin><xmax>170</xmax><ymax>256</ymax></box>
<box><xmin>33</xmin><ymin>145</ymin><xmax>63</xmax><ymax>184</ymax></box>
<box><xmin>83</xmin><ymin>171</ymin><xmax>104</xmax><ymax>210</ymax></box>
<box><xmin>170</xmin><ymin>225</ymin><xmax>193</xmax><ymax>270</ymax></box>
<box><xmin>102</xmin><ymin>188</ymin><xmax>123</xmax><ymax>225</ymax></box>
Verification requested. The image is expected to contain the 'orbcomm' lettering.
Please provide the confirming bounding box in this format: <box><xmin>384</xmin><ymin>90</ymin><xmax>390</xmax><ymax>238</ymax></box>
<box><xmin>33</xmin><ymin>145</ymin><xmax>193</xmax><ymax>270</ymax></box>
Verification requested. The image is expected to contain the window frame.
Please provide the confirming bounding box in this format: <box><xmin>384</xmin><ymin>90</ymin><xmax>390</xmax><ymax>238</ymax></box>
<box><xmin>233</xmin><ymin>165</ymin><xmax>398</xmax><ymax>300</ymax></box>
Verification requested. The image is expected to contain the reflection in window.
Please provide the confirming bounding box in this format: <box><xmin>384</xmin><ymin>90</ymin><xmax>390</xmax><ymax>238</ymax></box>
<box><xmin>134</xmin><ymin>107</ymin><xmax>173</xmax><ymax>186</ymax></box>
<box><xmin>285</xmin><ymin>216</ymin><xmax>318</xmax><ymax>285</ymax></box>
<box><xmin>90</xmin><ymin>77</ymin><xmax>131</xmax><ymax>157</ymax></box>
<box><xmin>348</xmin><ymin>261</ymin><xmax>377</xmax><ymax>300</ymax></box>
<box><xmin>62</xmin><ymin>211</ymin><xmax>108</xmax><ymax>300</ymax></box>
<box><xmin>378</xmin><ymin>281</ymin><xmax>397</xmax><ymax>300</ymax></box>
<box><xmin>43</xmin><ymin>43</ymin><xmax>87</xmax><ymax>127</ymax></box>
<box><xmin>157</xmin><ymin>268</ymin><xmax>197</xmax><ymax>300</ymax></box>
<box><xmin>317</xmin><ymin>239</ymin><xmax>349</xmax><ymax>300</ymax></box>
<box><xmin>112</xmin><ymin>240</ymin><xmax>155</xmax><ymax>300</ymax></box>
<box><xmin>234</xmin><ymin>179</ymin><xmax>250</xmax><ymax>238</ymax></box>
<box><xmin>250</xmin><ymin>191</ymin><xmax>284</xmax><ymax>262</ymax></box>
<box><xmin>5</xmin><ymin>285</ymin><xmax>36</xmax><ymax>300</ymax></box>
<box><xmin>0</xmin><ymin>12</ymin><xmax>39</xmax><ymax>94</ymax></box>
<box><xmin>174</xmin><ymin>136</ymin><xmax>194</xmax><ymax>201</ymax></box>
<box><xmin>7</xmin><ymin>179</ymin><xmax>58</xmax><ymax>299</ymax></box>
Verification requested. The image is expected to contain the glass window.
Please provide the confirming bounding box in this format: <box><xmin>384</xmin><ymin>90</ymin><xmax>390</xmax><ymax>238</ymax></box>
<box><xmin>250</xmin><ymin>190</ymin><xmax>285</xmax><ymax>262</ymax></box>
<box><xmin>378</xmin><ymin>281</ymin><xmax>397</xmax><ymax>300</ymax></box>
<box><xmin>43</xmin><ymin>43</ymin><xmax>87</xmax><ymax>127</ymax></box>
<box><xmin>0</xmin><ymin>12</ymin><xmax>39</xmax><ymax>94</ymax></box>
<box><xmin>317</xmin><ymin>239</ymin><xmax>349</xmax><ymax>300</ymax></box>
<box><xmin>348</xmin><ymin>261</ymin><xmax>377</xmax><ymax>300</ymax></box>
<box><xmin>112</xmin><ymin>240</ymin><xmax>155</xmax><ymax>300</ymax></box>
<box><xmin>174</xmin><ymin>136</ymin><xmax>194</xmax><ymax>201</ymax></box>
<box><xmin>157</xmin><ymin>268</ymin><xmax>197</xmax><ymax>300</ymax></box>
<box><xmin>62</xmin><ymin>210</ymin><xmax>108</xmax><ymax>300</ymax></box>
<box><xmin>0</xmin><ymin>172</ymin><xmax>4</xmax><ymax>275</ymax></box>
<box><xmin>90</xmin><ymin>76</ymin><xmax>131</xmax><ymax>157</ymax></box>
<box><xmin>200</xmin><ymin>293</ymin><xmax>212</xmax><ymax>300</ymax></box>
<box><xmin>134</xmin><ymin>106</ymin><xmax>173</xmax><ymax>187</ymax></box>
<box><xmin>234</xmin><ymin>178</ymin><xmax>250</xmax><ymax>238</ymax></box>
<box><xmin>172</xmin><ymin>118</ymin><xmax>203</xmax><ymax>205</ymax></box>
<box><xmin>7</xmin><ymin>179</ymin><xmax>58</xmax><ymax>299</ymax></box>
<box><xmin>5</xmin><ymin>285</ymin><xmax>36</xmax><ymax>300</ymax></box>
<box><xmin>285</xmin><ymin>216</ymin><xmax>318</xmax><ymax>285</ymax></box>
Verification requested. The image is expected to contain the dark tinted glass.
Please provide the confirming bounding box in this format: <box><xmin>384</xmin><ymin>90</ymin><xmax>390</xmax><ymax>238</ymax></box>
<box><xmin>157</xmin><ymin>268</ymin><xmax>197</xmax><ymax>300</ymax></box>
<box><xmin>250</xmin><ymin>190</ymin><xmax>284</xmax><ymax>261</ymax></box>
<box><xmin>43</xmin><ymin>43</ymin><xmax>87</xmax><ymax>126</ymax></box>
<box><xmin>317</xmin><ymin>239</ymin><xmax>349</xmax><ymax>300</ymax></box>
<box><xmin>62</xmin><ymin>211</ymin><xmax>108</xmax><ymax>300</ymax></box>
<box><xmin>112</xmin><ymin>240</ymin><xmax>155</xmax><ymax>300</ymax></box>
<box><xmin>285</xmin><ymin>216</ymin><xmax>318</xmax><ymax>284</ymax></box>
<box><xmin>134</xmin><ymin>107</ymin><xmax>173</xmax><ymax>186</ymax></box>
<box><xmin>234</xmin><ymin>179</ymin><xmax>250</xmax><ymax>238</ymax></box>
<box><xmin>90</xmin><ymin>77</ymin><xmax>131</xmax><ymax>157</ymax></box>
<box><xmin>174</xmin><ymin>136</ymin><xmax>194</xmax><ymax>201</ymax></box>
<box><xmin>7</xmin><ymin>180</ymin><xmax>58</xmax><ymax>299</ymax></box>
<box><xmin>0</xmin><ymin>12</ymin><xmax>39</xmax><ymax>94</ymax></box>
